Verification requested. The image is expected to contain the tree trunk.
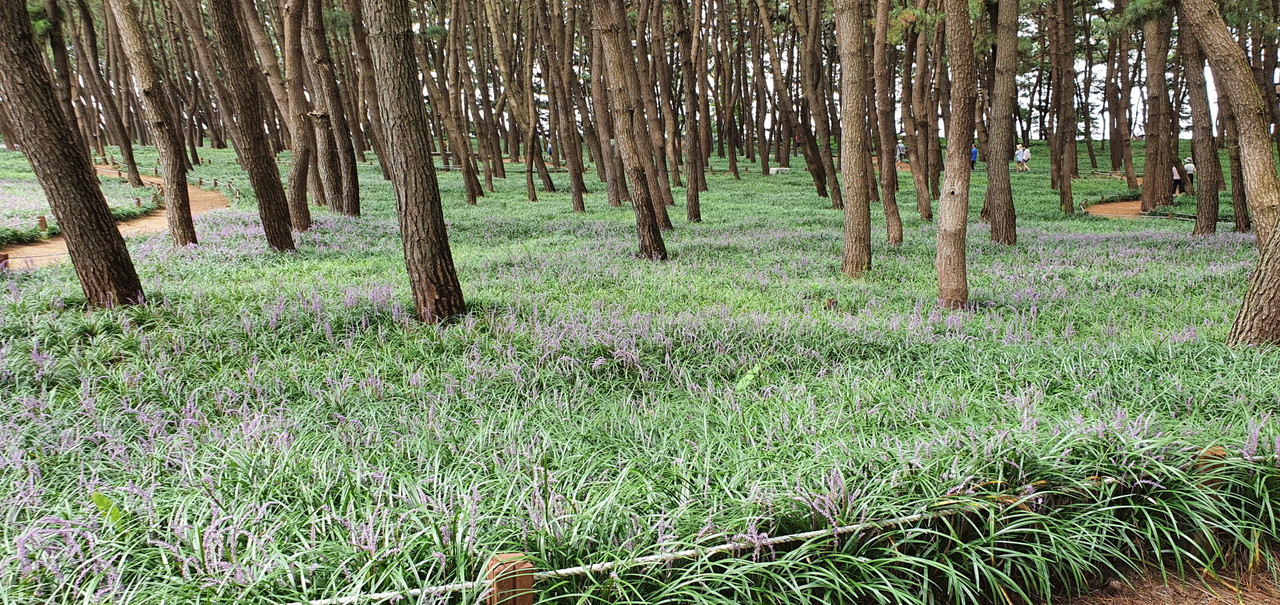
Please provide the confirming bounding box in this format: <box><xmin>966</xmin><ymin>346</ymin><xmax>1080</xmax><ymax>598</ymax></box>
<box><xmin>872</xmin><ymin>0</ymin><xmax>904</xmax><ymax>246</ymax></box>
<box><xmin>282</xmin><ymin>0</ymin><xmax>314</xmax><ymax>231</ymax></box>
<box><xmin>985</xmin><ymin>0</ymin><xmax>1019</xmax><ymax>245</ymax></box>
<box><xmin>0</xmin><ymin>0</ymin><xmax>143</xmax><ymax>306</ymax></box>
<box><xmin>203</xmin><ymin>0</ymin><xmax>295</xmax><ymax>252</ymax></box>
<box><xmin>306</xmin><ymin>0</ymin><xmax>360</xmax><ymax>216</ymax></box>
<box><xmin>361</xmin><ymin>0</ymin><xmax>466</xmax><ymax>323</ymax></box>
<box><xmin>936</xmin><ymin>0</ymin><xmax>978</xmax><ymax>309</ymax></box>
<box><xmin>593</xmin><ymin>0</ymin><xmax>669</xmax><ymax>261</ymax></box>
<box><xmin>835</xmin><ymin>0</ymin><xmax>873</xmax><ymax>275</ymax></box>
<box><xmin>1141</xmin><ymin>11</ymin><xmax>1174</xmax><ymax>212</ymax></box>
<box><xmin>1178</xmin><ymin>5</ymin><xmax>1220</xmax><ymax>236</ymax></box>
<box><xmin>106</xmin><ymin>0</ymin><xmax>197</xmax><ymax>246</ymax></box>
<box><xmin>1181</xmin><ymin>0</ymin><xmax>1279</xmax><ymax>247</ymax></box>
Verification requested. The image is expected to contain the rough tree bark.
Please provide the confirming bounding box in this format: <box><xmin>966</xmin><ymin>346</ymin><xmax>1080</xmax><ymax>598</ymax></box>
<box><xmin>203</xmin><ymin>0</ymin><xmax>295</xmax><ymax>252</ymax></box>
<box><xmin>872</xmin><ymin>0</ymin><xmax>904</xmax><ymax>246</ymax></box>
<box><xmin>593</xmin><ymin>0</ymin><xmax>669</xmax><ymax>260</ymax></box>
<box><xmin>936</xmin><ymin>0</ymin><xmax>978</xmax><ymax>308</ymax></box>
<box><xmin>985</xmin><ymin>0</ymin><xmax>1019</xmax><ymax>245</ymax></box>
<box><xmin>0</xmin><ymin>0</ymin><xmax>143</xmax><ymax>306</ymax></box>
<box><xmin>1178</xmin><ymin>0</ymin><xmax>1280</xmax><ymax>345</ymax></box>
<box><xmin>835</xmin><ymin>0</ymin><xmax>873</xmax><ymax>276</ymax></box>
<box><xmin>106</xmin><ymin>0</ymin><xmax>198</xmax><ymax>247</ymax></box>
<box><xmin>1178</xmin><ymin>5</ymin><xmax>1221</xmax><ymax>236</ymax></box>
<box><xmin>362</xmin><ymin>0</ymin><xmax>466</xmax><ymax>323</ymax></box>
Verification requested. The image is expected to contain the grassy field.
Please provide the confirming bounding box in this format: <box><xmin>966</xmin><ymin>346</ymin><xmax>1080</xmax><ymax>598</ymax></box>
<box><xmin>0</xmin><ymin>153</ymin><xmax>161</xmax><ymax>247</ymax></box>
<box><xmin>0</xmin><ymin>141</ymin><xmax>1277</xmax><ymax>604</ymax></box>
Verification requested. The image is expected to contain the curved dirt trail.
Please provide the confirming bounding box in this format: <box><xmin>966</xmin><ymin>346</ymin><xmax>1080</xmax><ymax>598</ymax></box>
<box><xmin>1</xmin><ymin>166</ymin><xmax>229</xmax><ymax>269</ymax></box>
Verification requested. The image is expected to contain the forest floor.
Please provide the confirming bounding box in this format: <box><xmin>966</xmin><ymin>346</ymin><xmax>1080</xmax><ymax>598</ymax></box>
<box><xmin>1066</xmin><ymin>566</ymin><xmax>1280</xmax><ymax>604</ymax></box>
<box><xmin>0</xmin><ymin>165</ymin><xmax>228</xmax><ymax>268</ymax></box>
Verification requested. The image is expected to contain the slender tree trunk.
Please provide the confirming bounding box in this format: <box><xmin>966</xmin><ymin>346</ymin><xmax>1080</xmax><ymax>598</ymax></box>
<box><xmin>282</xmin><ymin>0</ymin><xmax>314</xmax><ymax>231</ymax></box>
<box><xmin>306</xmin><ymin>0</ymin><xmax>360</xmax><ymax>216</ymax></box>
<box><xmin>936</xmin><ymin>0</ymin><xmax>978</xmax><ymax>309</ymax></box>
<box><xmin>0</xmin><ymin>0</ymin><xmax>143</xmax><ymax>305</ymax></box>
<box><xmin>985</xmin><ymin>0</ymin><xmax>1019</xmax><ymax>244</ymax></box>
<box><xmin>362</xmin><ymin>0</ymin><xmax>466</xmax><ymax>323</ymax></box>
<box><xmin>872</xmin><ymin>0</ymin><xmax>904</xmax><ymax>245</ymax></box>
<box><xmin>1141</xmin><ymin>11</ymin><xmax>1174</xmax><ymax>212</ymax></box>
<box><xmin>1179</xmin><ymin>6</ymin><xmax>1220</xmax><ymax>236</ymax></box>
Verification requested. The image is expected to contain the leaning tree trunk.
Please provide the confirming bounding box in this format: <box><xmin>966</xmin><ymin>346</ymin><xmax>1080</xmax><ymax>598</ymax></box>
<box><xmin>835</xmin><ymin>0</ymin><xmax>873</xmax><ymax>276</ymax></box>
<box><xmin>106</xmin><ymin>0</ymin><xmax>197</xmax><ymax>247</ymax></box>
<box><xmin>593</xmin><ymin>0</ymin><xmax>668</xmax><ymax>261</ymax></box>
<box><xmin>936</xmin><ymin>0</ymin><xmax>979</xmax><ymax>309</ymax></box>
<box><xmin>985</xmin><ymin>0</ymin><xmax>1019</xmax><ymax>245</ymax></box>
<box><xmin>0</xmin><ymin>0</ymin><xmax>143</xmax><ymax>306</ymax></box>
<box><xmin>203</xmin><ymin>0</ymin><xmax>295</xmax><ymax>252</ymax></box>
<box><xmin>1181</xmin><ymin>0</ymin><xmax>1279</xmax><ymax>247</ymax></box>
<box><xmin>362</xmin><ymin>0</ymin><xmax>466</xmax><ymax>323</ymax></box>
<box><xmin>1179</xmin><ymin>0</ymin><xmax>1280</xmax><ymax>345</ymax></box>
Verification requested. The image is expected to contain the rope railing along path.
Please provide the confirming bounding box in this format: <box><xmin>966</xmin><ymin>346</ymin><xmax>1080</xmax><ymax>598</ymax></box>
<box><xmin>287</xmin><ymin>458</ymin><xmax>1273</xmax><ymax>605</ymax></box>
<box><xmin>290</xmin><ymin>507</ymin><xmax>965</xmax><ymax>605</ymax></box>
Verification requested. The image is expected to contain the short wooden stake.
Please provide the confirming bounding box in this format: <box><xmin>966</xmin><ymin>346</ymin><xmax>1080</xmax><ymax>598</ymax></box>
<box><xmin>213</xmin><ymin>179</ymin><xmax>218</xmax><ymax>188</ymax></box>
<box><xmin>0</xmin><ymin>253</ymin><xmax>9</xmax><ymax>270</ymax></box>
<box><xmin>116</xmin><ymin>170</ymin><xmax>123</xmax><ymax>179</ymax></box>
<box><xmin>198</xmin><ymin>178</ymin><xmax>204</xmax><ymax>186</ymax></box>
<box><xmin>135</xmin><ymin>197</ymin><xmax>143</xmax><ymax>207</ymax></box>
<box><xmin>484</xmin><ymin>553</ymin><xmax>535</xmax><ymax>605</ymax></box>
<box><xmin>37</xmin><ymin>216</ymin><xmax>47</xmax><ymax>231</ymax></box>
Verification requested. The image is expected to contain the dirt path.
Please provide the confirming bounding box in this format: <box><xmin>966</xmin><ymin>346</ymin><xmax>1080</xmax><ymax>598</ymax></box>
<box><xmin>1084</xmin><ymin>200</ymin><xmax>1144</xmax><ymax>219</ymax></box>
<box><xmin>1</xmin><ymin>166</ymin><xmax>229</xmax><ymax>269</ymax></box>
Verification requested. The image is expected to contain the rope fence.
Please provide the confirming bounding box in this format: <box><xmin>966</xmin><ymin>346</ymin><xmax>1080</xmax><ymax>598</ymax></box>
<box><xmin>285</xmin><ymin>450</ymin><xmax>1260</xmax><ymax>605</ymax></box>
<box><xmin>291</xmin><ymin>507</ymin><xmax>965</xmax><ymax>605</ymax></box>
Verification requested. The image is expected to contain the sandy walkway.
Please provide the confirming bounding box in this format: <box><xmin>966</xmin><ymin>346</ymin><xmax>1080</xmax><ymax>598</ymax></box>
<box><xmin>1084</xmin><ymin>200</ymin><xmax>1144</xmax><ymax>219</ymax></box>
<box><xmin>1</xmin><ymin>166</ymin><xmax>229</xmax><ymax>269</ymax></box>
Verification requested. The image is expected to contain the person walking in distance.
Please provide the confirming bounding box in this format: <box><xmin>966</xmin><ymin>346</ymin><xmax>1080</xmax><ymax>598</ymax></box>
<box><xmin>970</xmin><ymin>145</ymin><xmax>979</xmax><ymax>169</ymax></box>
<box><xmin>1183</xmin><ymin>157</ymin><xmax>1196</xmax><ymax>190</ymax></box>
<box><xmin>1172</xmin><ymin>165</ymin><xmax>1185</xmax><ymax>196</ymax></box>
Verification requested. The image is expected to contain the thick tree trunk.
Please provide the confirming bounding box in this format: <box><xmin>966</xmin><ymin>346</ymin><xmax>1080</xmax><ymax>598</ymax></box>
<box><xmin>204</xmin><ymin>0</ymin><xmax>295</xmax><ymax>252</ymax></box>
<box><xmin>593</xmin><ymin>0</ymin><xmax>668</xmax><ymax>260</ymax></box>
<box><xmin>1178</xmin><ymin>0</ymin><xmax>1280</xmax><ymax>344</ymax></box>
<box><xmin>936</xmin><ymin>0</ymin><xmax>978</xmax><ymax>309</ymax></box>
<box><xmin>106</xmin><ymin>0</ymin><xmax>197</xmax><ymax>247</ymax></box>
<box><xmin>835</xmin><ymin>0</ymin><xmax>873</xmax><ymax>275</ymax></box>
<box><xmin>362</xmin><ymin>0</ymin><xmax>466</xmax><ymax>323</ymax></box>
<box><xmin>0</xmin><ymin>0</ymin><xmax>143</xmax><ymax>306</ymax></box>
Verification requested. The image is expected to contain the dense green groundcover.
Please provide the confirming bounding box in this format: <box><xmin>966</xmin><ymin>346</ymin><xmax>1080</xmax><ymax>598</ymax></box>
<box><xmin>1</xmin><ymin>143</ymin><xmax>1278</xmax><ymax>604</ymax></box>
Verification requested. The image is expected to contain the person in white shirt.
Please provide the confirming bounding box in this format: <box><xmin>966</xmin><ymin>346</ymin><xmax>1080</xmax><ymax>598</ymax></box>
<box><xmin>1183</xmin><ymin>157</ymin><xmax>1196</xmax><ymax>190</ymax></box>
<box><xmin>1172</xmin><ymin>165</ymin><xmax>1185</xmax><ymax>195</ymax></box>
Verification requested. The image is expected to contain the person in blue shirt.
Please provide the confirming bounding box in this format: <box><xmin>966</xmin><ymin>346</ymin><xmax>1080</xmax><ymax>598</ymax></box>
<box><xmin>970</xmin><ymin>145</ymin><xmax>978</xmax><ymax>169</ymax></box>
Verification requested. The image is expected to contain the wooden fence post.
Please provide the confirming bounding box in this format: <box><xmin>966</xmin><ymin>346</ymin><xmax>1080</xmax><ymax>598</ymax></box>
<box><xmin>0</xmin><ymin>253</ymin><xmax>8</xmax><ymax>270</ymax></box>
<box><xmin>37</xmin><ymin>216</ymin><xmax>47</xmax><ymax>231</ymax></box>
<box><xmin>484</xmin><ymin>553</ymin><xmax>535</xmax><ymax>605</ymax></box>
